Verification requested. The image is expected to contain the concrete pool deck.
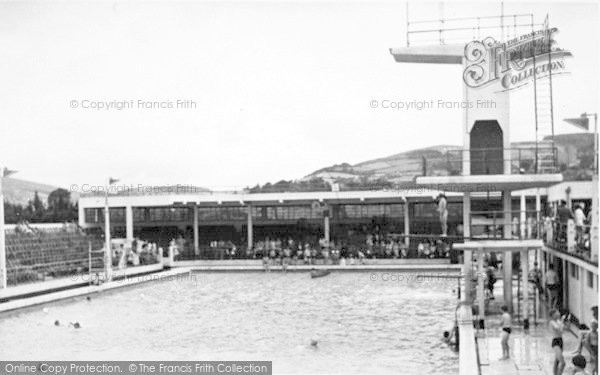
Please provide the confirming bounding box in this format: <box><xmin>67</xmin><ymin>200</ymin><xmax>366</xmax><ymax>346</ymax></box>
<box><xmin>476</xmin><ymin>314</ymin><xmax>592</xmax><ymax>375</ymax></box>
<box><xmin>0</xmin><ymin>263</ymin><xmax>165</xmax><ymax>302</ymax></box>
<box><xmin>473</xmin><ymin>280</ymin><xmax>595</xmax><ymax>375</ymax></box>
<box><xmin>0</xmin><ymin>266</ymin><xmax>192</xmax><ymax>313</ymax></box>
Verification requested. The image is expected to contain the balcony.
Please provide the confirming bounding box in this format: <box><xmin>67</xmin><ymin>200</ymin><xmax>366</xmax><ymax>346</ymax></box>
<box><xmin>544</xmin><ymin>219</ymin><xmax>596</xmax><ymax>265</ymax></box>
<box><xmin>467</xmin><ymin>210</ymin><xmax>596</xmax><ymax>265</ymax></box>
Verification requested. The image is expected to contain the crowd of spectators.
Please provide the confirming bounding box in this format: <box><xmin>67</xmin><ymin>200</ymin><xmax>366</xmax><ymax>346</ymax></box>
<box><xmin>188</xmin><ymin>232</ymin><xmax>454</xmax><ymax>264</ymax></box>
<box><xmin>113</xmin><ymin>238</ymin><xmax>161</xmax><ymax>267</ymax></box>
<box><xmin>544</xmin><ymin>200</ymin><xmax>593</xmax><ymax>261</ymax></box>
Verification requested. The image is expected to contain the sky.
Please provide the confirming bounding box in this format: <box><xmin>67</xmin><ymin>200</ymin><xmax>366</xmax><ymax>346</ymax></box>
<box><xmin>0</xmin><ymin>0</ymin><xmax>598</xmax><ymax>191</ymax></box>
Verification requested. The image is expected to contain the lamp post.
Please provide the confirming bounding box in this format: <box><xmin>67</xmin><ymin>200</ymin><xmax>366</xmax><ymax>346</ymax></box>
<box><xmin>0</xmin><ymin>167</ymin><xmax>17</xmax><ymax>289</ymax></box>
<box><xmin>104</xmin><ymin>177</ymin><xmax>118</xmax><ymax>282</ymax></box>
<box><xmin>564</xmin><ymin>113</ymin><xmax>598</xmax><ymax>261</ymax></box>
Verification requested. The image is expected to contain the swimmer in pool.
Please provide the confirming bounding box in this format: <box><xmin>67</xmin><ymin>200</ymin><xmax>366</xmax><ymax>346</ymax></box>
<box><xmin>500</xmin><ymin>305</ymin><xmax>511</xmax><ymax>360</ymax></box>
<box><xmin>442</xmin><ymin>324</ymin><xmax>458</xmax><ymax>350</ymax></box>
<box><xmin>549</xmin><ymin>309</ymin><xmax>566</xmax><ymax>375</ymax></box>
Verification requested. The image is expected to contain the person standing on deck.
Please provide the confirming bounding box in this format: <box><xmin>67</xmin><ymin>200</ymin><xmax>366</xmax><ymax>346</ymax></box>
<box><xmin>574</xmin><ymin>203</ymin><xmax>586</xmax><ymax>247</ymax></box>
<box><xmin>529</xmin><ymin>262</ymin><xmax>544</xmax><ymax>299</ymax></box>
<box><xmin>499</xmin><ymin>305</ymin><xmax>511</xmax><ymax>360</ymax></box>
<box><xmin>549</xmin><ymin>309</ymin><xmax>567</xmax><ymax>375</ymax></box>
<box><xmin>585</xmin><ymin>321</ymin><xmax>598</xmax><ymax>375</ymax></box>
<box><xmin>557</xmin><ymin>201</ymin><xmax>574</xmax><ymax>242</ymax></box>
<box><xmin>437</xmin><ymin>193</ymin><xmax>448</xmax><ymax>237</ymax></box>
<box><xmin>545</xmin><ymin>264</ymin><xmax>561</xmax><ymax>309</ymax></box>
<box><xmin>485</xmin><ymin>264</ymin><xmax>496</xmax><ymax>300</ymax></box>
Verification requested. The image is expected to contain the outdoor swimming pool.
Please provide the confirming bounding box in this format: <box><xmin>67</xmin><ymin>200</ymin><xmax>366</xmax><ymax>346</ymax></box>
<box><xmin>0</xmin><ymin>272</ymin><xmax>459</xmax><ymax>374</ymax></box>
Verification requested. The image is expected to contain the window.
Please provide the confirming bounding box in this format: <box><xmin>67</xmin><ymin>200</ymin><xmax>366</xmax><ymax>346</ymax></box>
<box><xmin>84</xmin><ymin>208</ymin><xmax>101</xmax><ymax>223</ymax></box>
<box><xmin>588</xmin><ymin>271</ymin><xmax>595</xmax><ymax>289</ymax></box>
<box><xmin>570</xmin><ymin>263</ymin><xmax>579</xmax><ymax>280</ymax></box>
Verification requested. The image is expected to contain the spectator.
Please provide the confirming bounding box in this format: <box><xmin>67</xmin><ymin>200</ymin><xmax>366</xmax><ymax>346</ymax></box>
<box><xmin>574</xmin><ymin>203</ymin><xmax>586</xmax><ymax>246</ymax></box>
<box><xmin>545</xmin><ymin>264</ymin><xmax>560</xmax><ymax>309</ymax></box>
<box><xmin>557</xmin><ymin>201</ymin><xmax>574</xmax><ymax>242</ymax></box>
<box><xmin>529</xmin><ymin>261</ymin><xmax>544</xmax><ymax>298</ymax></box>
<box><xmin>437</xmin><ymin>193</ymin><xmax>448</xmax><ymax>236</ymax></box>
<box><xmin>486</xmin><ymin>265</ymin><xmax>496</xmax><ymax>300</ymax></box>
<box><xmin>392</xmin><ymin>241</ymin><xmax>400</xmax><ymax>258</ymax></box>
<box><xmin>303</xmin><ymin>244</ymin><xmax>312</xmax><ymax>265</ymax></box>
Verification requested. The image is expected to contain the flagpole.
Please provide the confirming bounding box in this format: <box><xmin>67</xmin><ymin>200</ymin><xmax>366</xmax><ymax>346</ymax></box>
<box><xmin>104</xmin><ymin>177</ymin><xmax>112</xmax><ymax>282</ymax></box>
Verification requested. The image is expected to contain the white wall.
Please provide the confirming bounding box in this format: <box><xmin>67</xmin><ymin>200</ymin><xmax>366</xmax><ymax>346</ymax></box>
<box><xmin>567</xmin><ymin>261</ymin><xmax>598</xmax><ymax>325</ymax></box>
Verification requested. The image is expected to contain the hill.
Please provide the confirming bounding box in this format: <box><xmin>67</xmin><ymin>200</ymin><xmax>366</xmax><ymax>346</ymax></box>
<box><xmin>1</xmin><ymin>178</ymin><xmax>67</xmax><ymax>206</ymax></box>
<box><xmin>304</xmin><ymin>133</ymin><xmax>594</xmax><ymax>185</ymax></box>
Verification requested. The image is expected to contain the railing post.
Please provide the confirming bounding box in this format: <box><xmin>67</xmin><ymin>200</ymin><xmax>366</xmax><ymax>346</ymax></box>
<box><xmin>492</xmin><ymin>211</ymin><xmax>496</xmax><ymax>239</ymax></box>
<box><xmin>520</xmin><ymin>195</ymin><xmax>526</xmax><ymax>239</ymax></box>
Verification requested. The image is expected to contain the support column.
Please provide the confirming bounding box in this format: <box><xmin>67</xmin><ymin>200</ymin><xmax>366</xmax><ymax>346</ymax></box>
<box><xmin>463</xmin><ymin>250</ymin><xmax>473</xmax><ymax>304</ymax></box>
<box><xmin>503</xmin><ymin>190</ymin><xmax>512</xmax><ymax>239</ymax></box>
<box><xmin>579</xmin><ymin>264</ymin><xmax>585</xmax><ymax>322</ymax></box>
<box><xmin>404</xmin><ymin>200</ymin><xmax>410</xmax><ymax>247</ymax></box>
<box><xmin>562</xmin><ymin>259</ymin><xmax>568</xmax><ymax>311</ymax></box>
<box><xmin>521</xmin><ymin>249</ymin><xmax>529</xmax><ymax>328</ymax></box>
<box><xmin>535</xmin><ymin>191</ymin><xmax>541</xmax><ymax>239</ymax></box>
<box><xmin>247</xmin><ymin>204</ymin><xmax>253</xmax><ymax>251</ymax></box>
<box><xmin>463</xmin><ymin>192</ymin><xmax>471</xmax><ymax>238</ymax></box>
<box><xmin>78</xmin><ymin>203</ymin><xmax>85</xmax><ymax>227</ymax></box>
<box><xmin>504</xmin><ymin>251</ymin><xmax>513</xmax><ymax>312</ymax></box>
<box><xmin>324</xmin><ymin>212</ymin><xmax>330</xmax><ymax>245</ymax></box>
<box><xmin>103</xmin><ymin>196</ymin><xmax>112</xmax><ymax>281</ymax></box>
<box><xmin>193</xmin><ymin>204</ymin><xmax>199</xmax><ymax>256</ymax></box>
<box><xmin>477</xmin><ymin>250</ymin><xmax>485</xmax><ymax>321</ymax></box>
<box><xmin>520</xmin><ymin>194</ymin><xmax>526</xmax><ymax>239</ymax></box>
<box><xmin>125</xmin><ymin>205</ymin><xmax>134</xmax><ymax>244</ymax></box>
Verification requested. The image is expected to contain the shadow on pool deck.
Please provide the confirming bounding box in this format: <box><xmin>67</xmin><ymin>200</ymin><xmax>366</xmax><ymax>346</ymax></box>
<box><xmin>474</xmin><ymin>280</ymin><xmax>595</xmax><ymax>375</ymax></box>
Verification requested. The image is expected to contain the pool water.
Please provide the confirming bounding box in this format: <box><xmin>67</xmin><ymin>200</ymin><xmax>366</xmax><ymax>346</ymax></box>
<box><xmin>0</xmin><ymin>272</ymin><xmax>459</xmax><ymax>374</ymax></box>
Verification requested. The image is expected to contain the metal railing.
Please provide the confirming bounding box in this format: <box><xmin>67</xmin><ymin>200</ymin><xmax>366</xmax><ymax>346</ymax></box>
<box><xmin>433</xmin><ymin>146</ymin><xmax>558</xmax><ymax>176</ymax></box>
<box><xmin>469</xmin><ymin>209</ymin><xmax>543</xmax><ymax>240</ymax></box>
<box><xmin>543</xmin><ymin>218</ymin><xmax>595</xmax><ymax>265</ymax></box>
<box><xmin>406</xmin><ymin>13</ymin><xmax>542</xmax><ymax>46</ymax></box>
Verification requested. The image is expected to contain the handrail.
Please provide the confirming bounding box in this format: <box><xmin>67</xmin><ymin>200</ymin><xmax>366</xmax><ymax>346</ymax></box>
<box><xmin>406</xmin><ymin>12</ymin><xmax>542</xmax><ymax>47</ymax></box>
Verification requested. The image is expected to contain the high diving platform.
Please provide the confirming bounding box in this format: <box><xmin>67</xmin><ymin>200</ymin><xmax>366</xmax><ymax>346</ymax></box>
<box><xmin>389</xmin><ymin>45</ymin><xmax>463</xmax><ymax>64</ymax></box>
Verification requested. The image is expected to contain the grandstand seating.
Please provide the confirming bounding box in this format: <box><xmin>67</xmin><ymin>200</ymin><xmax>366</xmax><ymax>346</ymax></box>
<box><xmin>5</xmin><ymin>223</ymin><xmax>104</xmax><ymax>286</ymax></box>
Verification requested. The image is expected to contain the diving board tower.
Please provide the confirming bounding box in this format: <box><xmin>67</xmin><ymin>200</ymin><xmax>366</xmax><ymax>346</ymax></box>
<box><xmin>390</xmin><ymin>5</ymin><xmax>569</xmax><ymax>324</ymax></box>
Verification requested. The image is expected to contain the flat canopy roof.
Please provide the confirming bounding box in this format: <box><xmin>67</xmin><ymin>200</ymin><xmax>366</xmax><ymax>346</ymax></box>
<box><xmin>79</xmin><ymin>189</ymin><xmax>463</xmax><ymax>209</ymax></box>
<box><xmin>454</xmin><ymin>239</ymin><xmax>544</xmax><ymax>251</ymax></box>
<box><xmin>415</xmin><ymin>174</ymin><xmax>563</xmax><ymax>192</ymax></box>
<box><xmin>389</xmin><ymin>44</ymin><xmax>464</xmax><ymax>64</ymax></box>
